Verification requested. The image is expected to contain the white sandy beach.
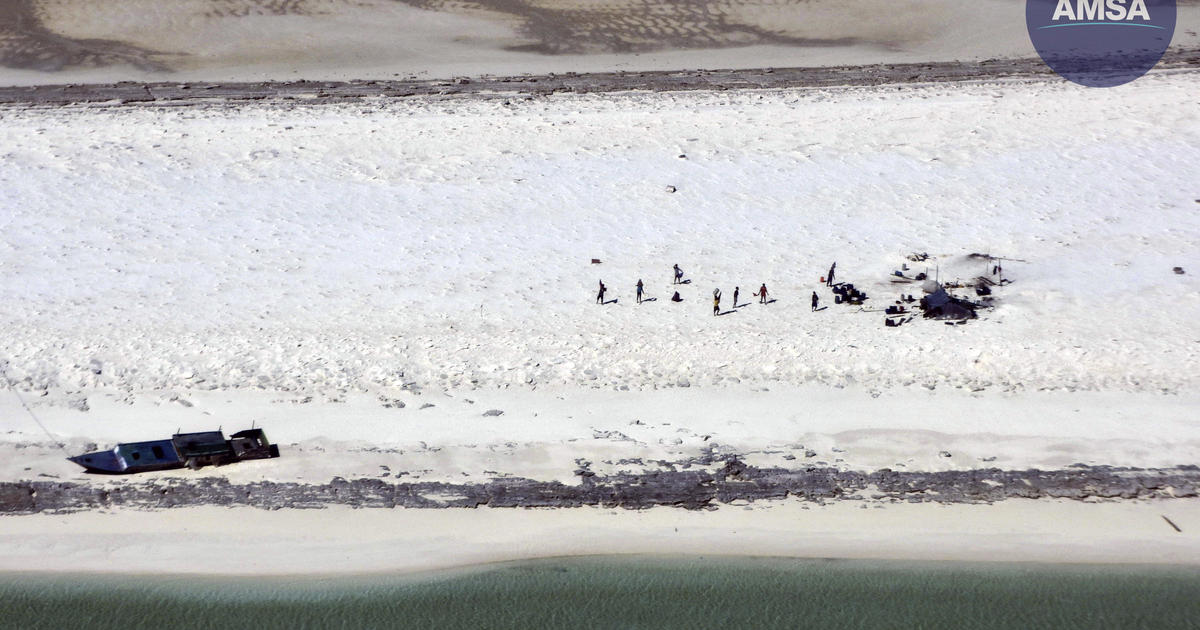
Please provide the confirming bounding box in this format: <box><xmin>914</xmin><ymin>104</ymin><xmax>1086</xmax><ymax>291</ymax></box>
<box><xmin>3</xmin><ymin>386</ymin><xmax>1200</xmax><ymax>486</ymax></box>
<box><xmin>2</xmin><ymin>500</ymin><xmax>1198</xmax><ymax>575</ymax></box>
<box><xmin>0</xmin><ymin>54</ymin><xmax>1198</xmax><ymax>573</ymax></box>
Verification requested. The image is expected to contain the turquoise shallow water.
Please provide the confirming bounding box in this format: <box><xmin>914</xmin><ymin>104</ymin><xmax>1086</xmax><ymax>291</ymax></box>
<box><xmin>2</xmin><ymin>556</ymin><xmax>1199</xmax><ymax>629</ymax></box>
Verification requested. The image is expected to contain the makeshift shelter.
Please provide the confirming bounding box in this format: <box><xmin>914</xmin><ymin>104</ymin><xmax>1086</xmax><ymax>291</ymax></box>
<box><xmin>919</xmin><ymin>281</ymin><xmax>977</xmax><ymax>320</ymax></box>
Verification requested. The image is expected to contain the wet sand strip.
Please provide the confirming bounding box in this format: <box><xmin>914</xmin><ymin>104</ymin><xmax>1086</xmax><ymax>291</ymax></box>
<box><xmin>2</xmin><ymin>48</ymin><xmax>1198</xmax><ymax>107</ymax></box>
<box><xmin>4</xmin><ymin>460</ymin><xmax>1198</xmax><ymax>513</ymax></box>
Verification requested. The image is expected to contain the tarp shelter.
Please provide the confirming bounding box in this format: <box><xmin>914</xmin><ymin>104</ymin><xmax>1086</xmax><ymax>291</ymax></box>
<box><xmin>919</xmin><ymin>284</ymin><xmax>977</xmax><ymax>320</ymax></box>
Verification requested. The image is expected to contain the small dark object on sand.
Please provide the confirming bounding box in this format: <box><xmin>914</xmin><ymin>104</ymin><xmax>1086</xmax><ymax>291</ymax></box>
<box><xmin>591</xmin><ymin>258</ymin><xmax>602</xmax><ymax>264</ymax></box>
<box><xmin>1174</xmin><ymin>267</ymin><xmax>1185</xmax><ymax>275</ymax></box>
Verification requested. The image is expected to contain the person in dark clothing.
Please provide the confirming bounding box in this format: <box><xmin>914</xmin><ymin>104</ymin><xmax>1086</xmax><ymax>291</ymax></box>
<box><xmin>756</xmin><ymin>283</ymin><xmax>768</xmax><ymax>304</ymax></box>
<box><xmin>811</xmin><ymin>291</ymin><xmax>819</xmax><ymax>311</ymax></box>
<box><xmin>713</xmin><ymin>288</ymin><xmax>721</xmax><ymax>315</ymax></box>
<box><xmin>826</xmin><ymin>262</ymin><xmax>836</xmax><ymax>287</ymax></box>
<box><xmin>733</xmin><ymin>286</ymin><xmax>740</xmax><ymax>308</ymax></box>
<box><xmin>673</xmin><ymin>264</ymin><xmax>683</xmax><ymax>284</ymax></box>
<box><xmin>636</xmin><ymin>279</ymin><xmax>644</xmax><ymax>304</ymax></box>
<box><xmin>596</xmin><ymin>280</ymin><xmax>606</xmax><ymax>304</ymax></box>
<box><xmin>671</xmin><ymin>291</ymin><xmax>683</xmax><ymax>302</ymax></box>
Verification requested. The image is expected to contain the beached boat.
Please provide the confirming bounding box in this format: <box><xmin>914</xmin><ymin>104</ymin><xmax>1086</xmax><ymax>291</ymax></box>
<box><xmin>68</xmin><ymin>428</ymin><xmax>280</xmax><ymax>474</ymax></box>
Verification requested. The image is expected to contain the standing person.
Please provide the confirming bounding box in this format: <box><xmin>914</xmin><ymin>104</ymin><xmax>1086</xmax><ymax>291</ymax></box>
<box><xmin>826</xmin><ymin>262</ymin><xmax>837</xmax><ymax>287</ymax></box>
<box><xmin>811</xmin><ymin>291</ymin><xmax>819</xmax><ymax>311</ymax></box>
<box><xmin>673</xmin><ymin>264</ymin><xmax>683</xmax><ymax>285</ymax></box>
<box><xmin>713</xmin><ymin>288</ymin><xmax>721</xmax><ymax>316</ymax></box>
<box><xmin>733</xmin><ymin>286</ymin><xmax>740</xmax><ymax>308</ymax></box>
<box><xmin>636</xmin><ymin>279</ymin><xmax>644</xmax><ymax>304</ymax></box>
<box><xmin>756</xmin><ymin>283</ymin><xmax>769</xmax><ymax>304</ymax></box>
<box><xmin>596</xmin><ymin>280</ymin><xmax>606</xmax><ymax>304</ymax></box>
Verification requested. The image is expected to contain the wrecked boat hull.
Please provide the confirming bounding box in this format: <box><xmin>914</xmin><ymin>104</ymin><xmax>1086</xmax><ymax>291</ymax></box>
<box><xmin>68</xmin><ymin>429</ymin><xmax>280</xmax><ymax>474</ymax></box>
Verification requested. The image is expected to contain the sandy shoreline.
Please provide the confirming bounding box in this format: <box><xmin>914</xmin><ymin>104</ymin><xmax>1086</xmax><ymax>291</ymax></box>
<box><xmin>2</xmin><ymin>48</ymin><xmax>1199</xmax><ymax>106</ymax></box>
<box><xmin>0</xmin><ymin>0</ymin><xmax>1048</xmax><ymax>87</ymax></box>
<box><xmin>4</xmin><ymin>0</ymin><xmax>1200</xmax><ymax>88</ymax></box>
<box><xmin>1</xmin><ymin>500</ymin><xmax>1197</xmax><ymax>576</ymax></box>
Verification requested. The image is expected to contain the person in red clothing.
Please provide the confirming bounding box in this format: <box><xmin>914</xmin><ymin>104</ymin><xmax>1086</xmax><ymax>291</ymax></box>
<box><xmin>755</xmin><ymin>283</ymin><xmax>769</xmax><ymax>304</ymax></box>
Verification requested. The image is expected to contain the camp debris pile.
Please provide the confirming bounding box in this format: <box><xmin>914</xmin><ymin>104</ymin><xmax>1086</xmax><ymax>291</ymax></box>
<box><xmin>880</xmin><ymin>252</ymin><xmax>1016</xmax><ymax>326</ymax></box>
<box><xmin>918</xmin><ymin>280</ymin><xmax>980</xmax><ymax>321</ymax></box>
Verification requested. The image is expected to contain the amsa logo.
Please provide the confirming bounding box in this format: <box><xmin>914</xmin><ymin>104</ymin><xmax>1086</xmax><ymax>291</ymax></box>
<box><xmin>1046</xmin><ymin>0</ymin><xmax>1154</xmax><ymax>24</ymax></box>
<box><xmin>1051</xmin><ymin>0</ymin><xmax>1152</xmax><ymax>23</ymax></box>
<box><xmin>1026</xmin><ymin>0</ymin><xmax>1176</xmax><ymax>87</ymax></box>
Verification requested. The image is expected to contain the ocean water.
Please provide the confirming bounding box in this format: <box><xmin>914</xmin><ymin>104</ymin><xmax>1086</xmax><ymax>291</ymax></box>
<box><xmin>2</xmin><ymin>556</ymin><xmax>1198</xmax><ymax>629</ymax></box>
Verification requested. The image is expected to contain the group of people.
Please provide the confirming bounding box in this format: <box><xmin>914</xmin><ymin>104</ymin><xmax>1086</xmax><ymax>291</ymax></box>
<box><xmin>710</xmin><ymin>284</ymin><xmax>770</xmax><ymax>315</ymax></box>
<box><xmin>597</xmin><ymin>262</ymin><xmax>838</xmax><ymax>314</ymax></box>
<box><xmin>591</xmin><ymin>260</ymin><xmax>891</xmax><ymax>321</ymax></box>
<box><xmin>596</xmin><ymin>264</ymin><xmax>774</xmax><ymax>314</ymax></box>
<box><xmin>596</xmin><ymin>278</ymin><xmax>654</xmax><ymax>304</ymax></box>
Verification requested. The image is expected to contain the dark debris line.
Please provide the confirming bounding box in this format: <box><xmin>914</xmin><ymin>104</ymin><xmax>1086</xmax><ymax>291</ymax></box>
<box><xmin>1</xmin><ymin>49</ymin><xmax>1198</xmax><ymax>107</ymax></box>
<box><xmin>2</xmin><ymin>461</ymin><xmax>1197</xmax><ymax>514</ymax></box>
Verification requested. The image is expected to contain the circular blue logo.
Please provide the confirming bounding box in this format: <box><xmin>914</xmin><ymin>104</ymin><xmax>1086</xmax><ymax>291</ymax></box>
<box><xmin>1027</xmin><ymin>0</ymin><xmax>1176</xmax><ymax>87</ymax></box>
